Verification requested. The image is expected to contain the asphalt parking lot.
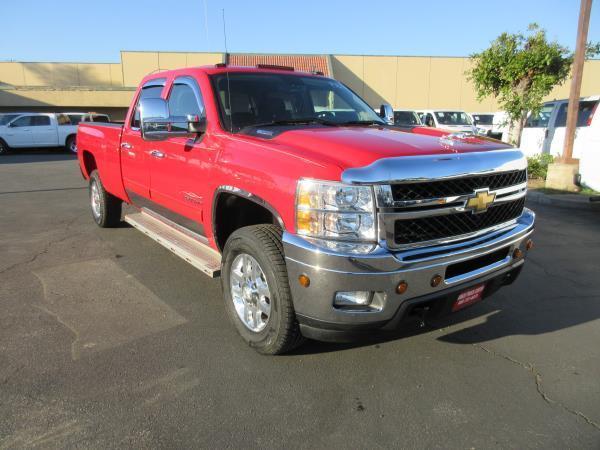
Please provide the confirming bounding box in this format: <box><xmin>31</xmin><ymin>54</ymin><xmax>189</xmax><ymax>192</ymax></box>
<box><xmin>1</xmin><ymin>151</ymin><xmax>599</xmax><ymax>449</ymax></box>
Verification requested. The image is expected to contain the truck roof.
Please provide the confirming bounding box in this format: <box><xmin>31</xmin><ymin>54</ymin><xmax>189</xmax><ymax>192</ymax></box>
<box><xmin>140</xmin><ymin>64</ymin><xmax>327</xmax><ymax>85</ymax></box>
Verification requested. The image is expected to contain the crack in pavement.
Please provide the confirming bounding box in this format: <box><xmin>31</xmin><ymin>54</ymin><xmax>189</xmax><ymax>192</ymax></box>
<box><xmin>474</xmin><ymin>343</ymin><xmax>600</xmax><ymax>431</ymax></box>
<box><xmin>0</xmin><ymin>217</ymin><xmax>81</xmax><ymax>276</ymax></box>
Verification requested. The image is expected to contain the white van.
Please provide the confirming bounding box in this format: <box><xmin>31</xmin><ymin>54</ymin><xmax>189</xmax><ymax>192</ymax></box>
<box><xmin>417</xmin><ymin>110</ymin><xmax>481</xmax><ymax>135</ymax></box>
<box><xmin>520</xmin><ymin>96</ymin><xmax>600</xmax><ymax>191</ymax></box>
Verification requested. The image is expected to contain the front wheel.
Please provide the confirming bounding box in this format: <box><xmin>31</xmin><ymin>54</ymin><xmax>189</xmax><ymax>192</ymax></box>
<box><xmin>221</xmin><ymin>224</ymin><xmax>304</xmax><ymax>355</ymax></box>
<box><xmin>0</xmin><ymin>139</ymin><xmax>10</xmax><ymax>155</ymax></box>
<box><xmin>66</xmin><ymin>135</ymin><xmax>77</xmax><ymax>154</ymax></box>
<box><xmin>89</xmin><ymin>170</ymin><xmax>122</xmax><ymax>227</ymax></box>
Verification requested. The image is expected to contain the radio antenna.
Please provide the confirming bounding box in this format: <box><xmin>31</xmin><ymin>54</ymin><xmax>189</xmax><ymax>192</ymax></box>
<box><xmin>222</xmin><ymin>8</ymin><xmax>233</xmax><ymax>132</ymax></box>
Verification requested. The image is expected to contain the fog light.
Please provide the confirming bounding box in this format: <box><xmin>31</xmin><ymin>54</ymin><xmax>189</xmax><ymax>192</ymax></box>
<box><xmin>513</xmin><ymin>248</ymin><xmax>523</xmax><ymax>259</ymax></box>
<box><xmin>430</xmin><ymin>275</ymin><xmax>443</xmax><ymax>287</ymax></box>
<box><xmin>298</xmin><ymin>274</ymin><xmax>311</xmax><ymax>288</ymax></box>
<box><xmin>396</xmin><ymin>281</ymin><xmax>408</xmax><ymax>295</ymax></box>
<box><xmin>334</xmin><ymin>291</ymin><xmax>372</xmax><ymax>306</ymax></box>
<box><xmin>526</xmin><ymin>239</ymin><xmax>534</xmax><ymax>251</ymax></box>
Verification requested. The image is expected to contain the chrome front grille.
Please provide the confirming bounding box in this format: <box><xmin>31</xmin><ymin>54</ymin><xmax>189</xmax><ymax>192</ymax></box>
<box><xmin>375</xmin><ymin>169</ymin><xmax>528</xmax><ymax>249</ymax></box>
<box><xmin>393</xmin><ymin>198</ymin><xmax>525</xmax><ymax>245</ymax></box>
<box><xmin>390</xmin><ymin>170</ymin><xmax>527</xmax><ymax>202</ymax></box>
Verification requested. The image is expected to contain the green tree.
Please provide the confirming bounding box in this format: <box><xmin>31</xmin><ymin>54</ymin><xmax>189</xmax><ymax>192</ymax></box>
<box><xmin>468</xmin><ymin>24</ymin><xmax>593</xmax><ymax>146</ymax></box>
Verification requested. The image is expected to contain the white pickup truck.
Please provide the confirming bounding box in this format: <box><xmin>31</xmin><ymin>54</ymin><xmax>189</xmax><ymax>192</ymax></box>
<box><xmin>0</xmin><ymin>112</ymin><xmax>88</xmax><ymax>155</ymax></box>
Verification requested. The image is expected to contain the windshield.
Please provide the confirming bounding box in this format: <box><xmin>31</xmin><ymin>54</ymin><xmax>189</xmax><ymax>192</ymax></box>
<box><xmin>434</xmin><ymin>111</ymin><xmax>472</xmax><ymax>126</ymax></box>
<box><xmin>211</xmin><ymin>72</ymin><xmax>384</xmax><ymax>132</ymax></box>
<box><xmin>394</xmin><ymin>111</ymin><xmax>421</xmax><ymax>126</ymax></box>
<box><xmin>472</xmin><ymin>114</ymin><xmax>494</xmax><ymax>125</ymax></box>
<box><xmin>0</xmin><ymin>114</ymin><xmax>19</xmax><ymax>125</ymax></box>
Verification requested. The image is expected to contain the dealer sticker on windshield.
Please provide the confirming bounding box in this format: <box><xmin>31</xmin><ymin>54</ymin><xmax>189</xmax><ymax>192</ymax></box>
<box><xmin>452</xmin><ymin>284</ymin><xmax>486</xmax><ymax>312</ymax></box>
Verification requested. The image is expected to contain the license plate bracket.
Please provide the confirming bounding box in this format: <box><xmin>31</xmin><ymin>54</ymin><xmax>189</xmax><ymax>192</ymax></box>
<box><xmin>452</xmin><ymin>284</ymin><xmax>486</xmax><ymax>312</ymax></box>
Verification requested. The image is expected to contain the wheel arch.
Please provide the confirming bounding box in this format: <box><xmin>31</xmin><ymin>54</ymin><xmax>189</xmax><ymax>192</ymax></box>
<box><xmin>212</xmin><ymin>186</ymin><xmax>285</xmax><ymax>251</ymax></box>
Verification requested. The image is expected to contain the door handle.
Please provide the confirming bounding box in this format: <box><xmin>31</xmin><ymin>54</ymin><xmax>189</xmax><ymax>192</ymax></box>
<box><xmin>150</xmin><ymin>150</ymin><xmax>165</xmax><ymax>159</ymax></box>
<box><xmin>121</xmin><ymin>142</ymin><xmax>132</xmax><ymax>149</ymax></box>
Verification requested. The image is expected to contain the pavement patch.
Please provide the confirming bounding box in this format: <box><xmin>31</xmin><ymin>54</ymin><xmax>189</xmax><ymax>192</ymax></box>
<box><xmin>33</xmin><ymin>258</ymin><xmax>187</xmax><ymax>360</ymax></box>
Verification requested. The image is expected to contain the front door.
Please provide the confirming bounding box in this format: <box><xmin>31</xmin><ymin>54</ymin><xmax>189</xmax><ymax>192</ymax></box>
<box><xmin>4</xmin><ymin>115</ymin><xmax>36</xmax><ymax>147</ymax></box>
<box><xmin>149</xmin><ymin>76</ymin><xmax>208</xmax><ymax>235</ymax></box>
<box><xmin>120</xmin><ymin>78</ymin><xmax>166</xmax><ymax>200</ymax></box>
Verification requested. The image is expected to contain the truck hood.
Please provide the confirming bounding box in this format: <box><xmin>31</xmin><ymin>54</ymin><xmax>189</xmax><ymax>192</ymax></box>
<box><xmin>248</xmin><ymin>126</ymin><xmax>512</xmax><ymax>170</ymax></box>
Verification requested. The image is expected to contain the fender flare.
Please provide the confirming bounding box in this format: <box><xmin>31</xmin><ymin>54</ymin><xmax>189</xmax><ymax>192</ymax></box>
<box><xmin>212</xmin><ymin>186</ymin><xmax>285</xmax><ymax>234</ymax></box>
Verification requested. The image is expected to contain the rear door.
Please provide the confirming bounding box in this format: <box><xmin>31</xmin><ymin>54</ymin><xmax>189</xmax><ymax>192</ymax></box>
<box><xmin>149</xmin><ymin>76</ymin><xmax>208</xmax><ymax>234</ymax></box>
<box><xmin>120</xmin><ymin>78</ymin><xmax>166</xmax><ymax>200</ymax></box>
<box><xmin>520</xmin><ymin>103</ymin><xmax>556</xmax><ymax>156</ymax></box>
<box><xmin>4</xmin><ymin>115</ymin><xmax>35</xmax><ymax>147</ymax></box>
<box><xmin>32</xmin><ymin>115</ymin><xmax>58</xmax><ymax>146</ymax></box>
<box><xmin>548</xmin><ymin>99</ymin><xmax>599</xmax><ymax>158</ymax></box>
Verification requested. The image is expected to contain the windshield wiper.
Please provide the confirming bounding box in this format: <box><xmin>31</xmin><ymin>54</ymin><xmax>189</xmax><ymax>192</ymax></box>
<box><xmin>245</xmin><ymin>117</ymin><xmax>339</xmax><ymax>128</ymax></box>
<box><xmin>338</xmin><ymin>120</ymin><xmax>385</xmax><ymax>126</ymax></box>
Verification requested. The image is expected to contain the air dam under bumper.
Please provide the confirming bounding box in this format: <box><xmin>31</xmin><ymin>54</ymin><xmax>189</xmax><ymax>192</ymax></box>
<box><xmin>283</xmin><ymin>208</ymin><xmax>535</xmax><ymax>342</ymax></box>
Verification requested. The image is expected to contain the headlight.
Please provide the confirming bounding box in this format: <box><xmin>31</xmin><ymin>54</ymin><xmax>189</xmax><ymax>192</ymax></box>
<box><xmin>296</xmin><ymin>179</ymin><xmax>376</xmax><ymax>241</ymax></box>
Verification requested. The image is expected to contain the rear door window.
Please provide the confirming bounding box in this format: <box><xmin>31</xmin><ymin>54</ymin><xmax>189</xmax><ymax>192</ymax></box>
<box><xmin>554</xmin><ymin>101</ymin><xmax>598</xmax><ymax>127</ymax></box>
<box><xmin>31</xmin><ymin>116</ymin><xmax>51</xmax><ymax>126</ymax></box>
<box><xmin>525</xmin><ymin>104</ymin><xmax>555</xmax><ymax>127</ymax></box>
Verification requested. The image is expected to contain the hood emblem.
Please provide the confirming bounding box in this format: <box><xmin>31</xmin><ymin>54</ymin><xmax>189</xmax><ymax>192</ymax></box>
<box><xmin>465</xmin><ymin>188</ymin><xmax>496</xmax><ymax>214</ymax></box>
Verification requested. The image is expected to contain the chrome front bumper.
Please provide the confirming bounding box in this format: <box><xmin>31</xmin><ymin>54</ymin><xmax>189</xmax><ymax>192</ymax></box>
<box><xmin>283</xmin><ymin>208</ymin><xmax>535</xmax><ymax>338</ymax></box>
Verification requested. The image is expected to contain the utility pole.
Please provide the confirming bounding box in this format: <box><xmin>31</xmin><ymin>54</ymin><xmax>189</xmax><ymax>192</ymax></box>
<box><xmin>546</xmin><ymin>0</ymin><xmax>593</xmax><ymax>191</ymax></box>
<box><xmin>562</xmin><ymin>0</ymin><xmax>593</xmax><ymax>163</ymax></box>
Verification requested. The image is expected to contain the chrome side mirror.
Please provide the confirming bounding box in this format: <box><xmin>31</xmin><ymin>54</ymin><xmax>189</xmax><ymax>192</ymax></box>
<box><xmin>139</xmin><ymin>98</ymin><xmax>206</xmax><ymax>141</ymax></box>
<box><xmin>140</xmin><ymin>98</ymin><xmax>170</xmax><ymax>141</ymax></box>
<box><xmin>379</xmin><ymin>104</ymin><xmax>394</xmax><ymax>125</ymax></box>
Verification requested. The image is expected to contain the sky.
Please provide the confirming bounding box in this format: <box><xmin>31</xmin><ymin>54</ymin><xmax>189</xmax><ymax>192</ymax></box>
<box><xmin>0</xmin><ymin>0</ymin><xmax>599</xmax><ymax>62</ymax></box>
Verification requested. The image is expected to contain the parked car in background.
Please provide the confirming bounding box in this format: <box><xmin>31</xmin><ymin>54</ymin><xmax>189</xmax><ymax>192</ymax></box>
<box><xmin>0</xmin><ymin>112</ymin><xmax>79</xmax><ymax>155</ymax></box>
<box><xmin>520</xmin><ymin>96</ymin><xmax>600</xmax><ymax>191</ymax></box>
<box><xmin>64</xmin><ymin>112</ymin><xmax>111</xmax><ymax>125</ymax></box>
<box><xmin>392</xmin><ymin>110</ymin><xmax>423</xmax><ymax>130</ymax></box>
<box><xmin>417</xmin><ymin>110</ymin><xmax>480</xmax><ymax>134</ymax></box>
<box><xmin>469</xmin><ymin>112</ymin><xmax>495</xmax><ymax>137</ymax></box>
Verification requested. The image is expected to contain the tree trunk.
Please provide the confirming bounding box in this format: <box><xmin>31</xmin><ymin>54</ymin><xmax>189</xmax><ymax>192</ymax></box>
<box><xmin>510</xmin><ymin>111</ymin><xmax>528</xmax><ymax>147</ymax></box>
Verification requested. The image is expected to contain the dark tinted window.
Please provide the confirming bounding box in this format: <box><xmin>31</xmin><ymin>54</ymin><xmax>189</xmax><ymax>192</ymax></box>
<box><xmin>424</xmin><ymin>113</ymin><xmax>435</xmax><ymax>127</ymax></box>
<box><xmin>131</xmin><ymin>80</ymin><xmax>165</xmax><ymax>128</ymax></box>
<box><xmin>211</xmin><ymin>73</ymin><xmax>382</xmax><ymax>132</ymax></box>
<box><xmin>394</xmin><ymin>111</ymin><xmax>420</xmax><ymax>126</ymax></box>
<box><xmin>554</xmin><ymin>101</ymin><xmax>598</xmax><ymax>127</ymax></box>
<box><xmin>525</xmin><ymin>104</ymin><xmax>554</xmax><ymax>128</ymax></box>
<box><xmin>11</xmin><ymin>116</ymin><xmax>33</xmax><ymax>127</ymax></box>
<box><xmin>92</xmin><ymin>115</ymin><xmax>110</xmax><ymax>123</ymax></box>
<box><xmin>0</xmin><ymin>114</ymin><xmax>19</xmax><ymax>125</ymax></box>
<box><xmin>68</xmin><ymin>114</ymin><xmax>83</xmax><ymax>125</ymax></box>
<box><xmin>32</xmin><ymin>116</ymin><xmax>50</xmax><ymax>126</ymax></box>
<box><xmin>472</xmin><ymin>114</ymin><xmax>493</xmax><ymax>125</ymax></box>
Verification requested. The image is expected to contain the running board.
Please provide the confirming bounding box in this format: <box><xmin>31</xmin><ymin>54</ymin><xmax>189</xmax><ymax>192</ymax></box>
<box><xmin>124</xmin><ymin>211</ymin><xmax>221</xmax><ymax>277</ymax></box>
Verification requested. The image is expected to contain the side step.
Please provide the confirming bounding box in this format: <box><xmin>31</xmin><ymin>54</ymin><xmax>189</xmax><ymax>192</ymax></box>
<box><xmin>124</xmin><ymin>211</ymin><xmax>221</xmax><ymax>277</ymax></box>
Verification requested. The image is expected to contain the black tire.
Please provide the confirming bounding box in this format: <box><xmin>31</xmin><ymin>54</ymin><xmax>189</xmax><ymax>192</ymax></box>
<box><xmin>89</xmin><ymin>170</ymin><xmax>122</xmax><ymax>227</ymax></box>
<box><xmin>66</xmin><ymin>135</ymin><xmax>77</xmax><ymax>154</ymax></box>
<box><xmin>221</xmin><ymin>224</ymin><xmax>305</xmax><ymax>355</ymax></box>
<box><xmin>0</xmin><ymin>139</ymin><xmax>10</xmax><ymax>155</ymax></box>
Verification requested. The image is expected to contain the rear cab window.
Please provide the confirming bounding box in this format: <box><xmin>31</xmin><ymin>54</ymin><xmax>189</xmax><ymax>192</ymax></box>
<box><xmin>554</xmin><ymin>100</ymin><xmax>599</xmax><ymax>127</ymax></box>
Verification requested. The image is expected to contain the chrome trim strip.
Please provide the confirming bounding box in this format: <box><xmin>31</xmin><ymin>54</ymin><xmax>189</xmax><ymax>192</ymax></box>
<box><xmin>342</xmin><ymin>149</ymin><xmax>526</xmax><ymax>185</ymax></box>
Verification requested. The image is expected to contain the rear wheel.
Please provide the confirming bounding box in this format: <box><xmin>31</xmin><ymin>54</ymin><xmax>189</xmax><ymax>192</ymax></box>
<box><xmin>221</xmin><ymin>224</ymin><xmax>304</xmax><ymax>355</ymax></box>
<box><xmin>0</xmin><ymin>139</ymin><xmax>10</xmax><ymax>155</ymax></box>
<box><xmin>66</xmin><ymin>135</ymin><xmax>77</xmax><ymax>154</ymax></box>
<box><xmin>89</xmin><ymin>170</ymin><xmax>122</xmax><ymax>227</ymax></box>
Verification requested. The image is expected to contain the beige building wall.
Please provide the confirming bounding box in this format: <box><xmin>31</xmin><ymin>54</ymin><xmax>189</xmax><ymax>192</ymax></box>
<box><xmin>332</xmin><ymin>55</ymin><xmax>600</xmax><ymax>112</ymax></box>
<box><xmin>1</xmin><ymin>52</ymin><xmax>599</xmax><ymax>111</ymax></box>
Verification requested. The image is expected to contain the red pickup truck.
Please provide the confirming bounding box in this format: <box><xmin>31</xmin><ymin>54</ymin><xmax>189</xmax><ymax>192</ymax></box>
<box><xmin>77</xmin><ymin>65</ymin><xmax>534</xmax><ymax>354</ymax></box>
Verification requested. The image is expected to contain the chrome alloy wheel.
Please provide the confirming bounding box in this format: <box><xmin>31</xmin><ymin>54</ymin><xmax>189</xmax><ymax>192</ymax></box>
<box><xmin>69</xmin><ymin>139</ymin><xmax>77</xmax><ymax>154</ymax></box>
<box><xmin>230</xmin><ymin>253</ymin><xmax>272</xmax><ymax>332</ymax></box>
<box><xmin>90</xmin><ymin>180</ymin><xmax>101</xmax><ymax>219</ymax></box>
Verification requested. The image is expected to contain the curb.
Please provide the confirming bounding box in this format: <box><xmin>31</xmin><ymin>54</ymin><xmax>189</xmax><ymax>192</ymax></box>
<box><xmin>526</xmin><ymin>191</ymin><xmax>600</xmax><ymax>211</ymax></box>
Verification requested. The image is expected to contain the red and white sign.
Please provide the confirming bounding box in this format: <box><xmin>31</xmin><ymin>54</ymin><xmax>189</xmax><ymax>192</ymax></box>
<box><xmin>452</xmin><ymin>284</ymin><xmax>486</xmax><ymax>312</ymax></box>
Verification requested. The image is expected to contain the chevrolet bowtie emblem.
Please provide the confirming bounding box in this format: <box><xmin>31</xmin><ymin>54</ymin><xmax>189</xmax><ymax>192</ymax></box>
<box><xmin>465</xmin><ymin>189</ymin><xmax>496</xmax><ymax>214</ymax></box>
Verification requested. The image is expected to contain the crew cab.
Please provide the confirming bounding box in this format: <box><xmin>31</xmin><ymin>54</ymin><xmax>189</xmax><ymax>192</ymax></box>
<box><xmin>0</xmin><ymin>112</ymin><xmax>78</xmax><ymax>155</ymax></box>
<box><xmin>418</xmin><ymin>109</ymin><xmax>484</xmax><ymax>135</ymax></box>
<box><xmin>77</xmin><ymin>65</ymin><xmax>535</xmax><ymax>354</ymax></box>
